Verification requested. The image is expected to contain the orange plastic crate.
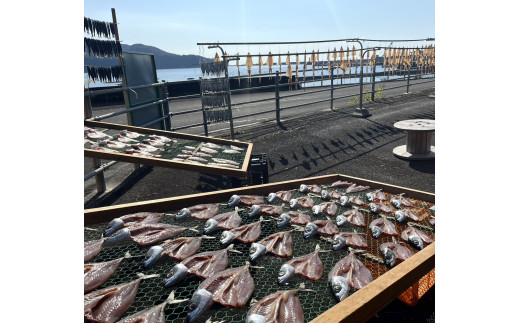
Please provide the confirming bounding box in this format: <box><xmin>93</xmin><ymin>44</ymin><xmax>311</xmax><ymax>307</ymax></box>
<box><xmin>398</xmin><ymin>269</ymin><xmax>435</xmax><ymax>306</ymax></box>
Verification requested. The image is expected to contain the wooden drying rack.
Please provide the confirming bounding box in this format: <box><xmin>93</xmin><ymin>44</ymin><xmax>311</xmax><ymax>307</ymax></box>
<box><xmin>84</xmin><ymin>173</ymin><xmax>434</xmax><ymax>322</ymax></box>
<box><xmin>84</xmin><ymin>120</ymin><xmax>253</xmax><ymax>177</ymax></box>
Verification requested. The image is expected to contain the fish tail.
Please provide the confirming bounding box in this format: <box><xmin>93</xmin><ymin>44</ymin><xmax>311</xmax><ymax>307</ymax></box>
<box><xmin>124</xmin><ymin>251</ymin><xmax>132</xmax><ymax>259</ymax></box>
<box><xmin>137</xmin><ymin>273</ymin><xmax>161</xmax><ymax>280</ymax></box>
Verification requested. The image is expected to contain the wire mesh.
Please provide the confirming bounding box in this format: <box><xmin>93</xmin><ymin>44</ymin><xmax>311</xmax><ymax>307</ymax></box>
<box><xmin>84</xmin><ymin>181</ymin><xmax>434</xmax><ymax>322</ymax></box>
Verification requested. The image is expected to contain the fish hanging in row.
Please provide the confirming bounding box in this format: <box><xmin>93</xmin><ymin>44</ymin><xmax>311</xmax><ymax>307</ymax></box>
<box><xmin>303</xmin><ymin>50</ymin><xmax>307</xmax><ymax>82</ymax></box>
<box><xmin>84</xmin><ymin>37</ymin><xmax>122</xmax><ymax>58</ymax></box>
<box><xmin>201</xmin><ymin>93</ymin><xmax>230</xmax><ymax>108</ymax></box>
<box><xmin>286</xmin><ymin>52</ymin><xmax>292</xmax><ymax>90</ymax></box>
<box><xmin>266</xmin><ymin>52</ymin><xmax>274</xmax><ymax>79</ymax></box>
<box><xmin>205</xmin><ymin>107</ymin><xmax>231</xmax><ymax>123</ymax></box>
<box><xmin>295</xmin><ymin>54</ymin><xmax>299</xmax><ymax>88</ymax></box>
<box><xmin>86</xmin><ymin>65</ymin><xmax>123</xmax><ymax>83</ymax></box>
<box><xmin>311</xmin><ymin>50</ymin><xmax>316</xmax><ymax>81</ymax></box>
<box><xmin>201</xmin><ymin>79</ymin><xmax>229</xmax><ymax>93</ymax></box>
<box><xmin>200</xmin><ymin>61</ymin><xmax>226</xmax><ymax>77</ymax></box>
<box><xmin>246</xmin><ymin>52</ymin><xmax>253</xmax><ymax>82</ymax></box>
<box><xmin>84</xmin><ymin>17</ymin><xmax>116</xmax><ymax>39</ymax></box>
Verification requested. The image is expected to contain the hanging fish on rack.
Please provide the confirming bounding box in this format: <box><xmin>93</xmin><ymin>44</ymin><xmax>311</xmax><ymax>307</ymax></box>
<box><xmin>236</xmin><ymin>53</ymin><xmax>241</xmax><ymax>86</ymax></box>
<box><xmin>352</xmin><ymin>45</ymin><xmax>357</xmax><ymax>77</ymax></box>
<box><xmin>347</xmin><ymin>46</ymin><xmax>351</xmax><ymax>79</ymax></box>
<box><xmin>327</xmin><ymin>50</ymin><xmax>332</xmax><ymax>79</ymax></box>
<box><xmin>303</xmin><ymin>50</ymin><xmax>307</xmax><ymax>85</ymax></box>
<box><xmin>332</xmin><ymin>47</ymin><xmax>337</xmax><ymax>77</ymax></box>
<box><xmin>311</xmin><ymin>50</ymin><xmax>316</xmax><ymax>81</ymax></box>
<box><xmin>246</xmin><ymin>52</ymin><xmax>253</xmax><ymax>83</ymax></box>
<box><xmin>286</xmin><ymin>52</ymin><xmax>292</xmax><ymax>89</ymax></box>
<box><xmin>258</xmin><ymin>53</ymin><xmax>263</xmax><ymax>83</ymax></box>
<box><xmin>295</xmin><ymin>54</ymin><xmax>299</xmax><ymax>89</ymax></box>
<box><xmin>339</xmin><ymin>46</ymin><xmax>345</xmax><ymax>77</ymax></box>
<box><xmin>266</xmin><ymin>51</ymin><xmax>274</xmax><ymax>79</ymax></box>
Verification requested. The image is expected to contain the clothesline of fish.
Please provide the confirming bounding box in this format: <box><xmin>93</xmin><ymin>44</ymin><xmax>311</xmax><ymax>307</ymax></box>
<box><xmin>86</xmin><ymin>65</ymin><xmax>123</xmax><ymax>83</ymax></box>
<box><xmin>84</xmin><ymin>37</ymin><xmax>123</xmax><ymax>58</ymax></box>
<box><xmin>205</xmin><ymin>45</ymin><xmax>435</xmax><ymax>85</ymax></box>
<box><xmin>84</xmin><ymin>17</ymin><xmax>117</xmax><ymax>39</ymax></box>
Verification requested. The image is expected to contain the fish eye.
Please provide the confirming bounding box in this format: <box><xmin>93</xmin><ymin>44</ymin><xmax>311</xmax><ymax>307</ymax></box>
<box><xmin>332</xmin><ymin>284</ymin><xmax>342</xmax><ymax>293</ymax></box>
<box><xmin>204</xmin><ymin>222</ymin><xmax>211</xmax><ymax>228</ymax></box>
<box><xmin>278</xmin><ymin>270</ymin><xmax>286</xmax><ymax>277</ymax></box>
<box><xmin>188</xmin><ymin>301</ymin><xmax>198</xmax><ymax>311</ymax></box>
<box><xmin>304</xmin><ymin>226</ymin><xmax>312</xmax><ymax>233</ymax></box>
<box><xmin>250</xmin><ymin>246</ymin><xmax>257</xmax><ymax>254</ymax></box>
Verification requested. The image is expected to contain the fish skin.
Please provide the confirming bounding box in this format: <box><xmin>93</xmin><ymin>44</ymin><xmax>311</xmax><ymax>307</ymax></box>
<box><xmin>330</xmin><ymin>180</ymin><xmax>355</xmax><ymax>188</ymax></box>
<box><xmin>84</xmin><ymin>256</ymin><xmax>125</xmax><ymax>293</ymax></box>
<box><xmin>346</xmin><ymin>184</ymin><xmax>371</xmax><ymax>193</ymax></box>
<box><xmin>204</xmin><ymin>210</ymin><xmax>242</xmax><ymax>233</ymax></box>
<box><xmin>84</xmin><ymin>277</ymin><xmax>143</xmax><ymax>323</ymax></box>
<box><xmin>318</xmin><ymin>202</ymin><xmax>339</xmax><ymax>216</ymax></box>
<box><xmin>368</xmin><ymin>217</ymin><xmax>398</xmax><ymax>237</ymax></box>
<box><xmin>224</xmin><ymin>221</ymin><xmax>262</xmax><ymax>243</ymax></box>
<box><xmin>401</xmin><ymin>226</ymin><xmax>434</xmax><ymax>245</ymax></box>
<box><xmin>246</xmin><ymin>289</ymin><xmax>305</xmax><ymax>323</ymax></box>
<box><xmin>380</xmin><ymin>242</ymin><xmax>414</xmax><ymax>266</ymax></box>
<box><xmin>187</xmin><ymin>203</ymin><xmax>220</xmax><ymax>220</ymax></box>
<box><xmin>284</xmin><ymin>249</ymin><xmax>323</xmax><ymax>281</ymax></box>
<box><xmin>237</xmin><ymin>195</ymin><xmax>265</xmax><ymax>206</ymax></box>
<box><xmin>197</xmin><ymin>264</ymin><xmax>255</xmax><ymax>308</ymax></box>
<box><xmin>200</xmin><ymin>147</ymin><xmax>218</xmax><ymax>154</ymax></box>
<box><xmin>339</xmin><ymin>209</ymin><xmax>366</xmax><ymax>227</ymax></box>
<box><xmin>159</xmin><ymin>236</ymin><xmax>203</xmax><ymax>261</ymax></box>
<box><xmin>314</xmin><ymin>220</ymin><xmax>340</xmax><ymax>236</ymax></box>
<box><xmin>285</xmin><ymin>211</ymin><xmax>312</xmax><ymax>225</ymax></box>
<box><xmin>116</xmin><ymin>302</ymin><xmax>167</xmax><ymax>323</ymax></box>
<box><xmin>182</xmin><ymin>248</ymin><xmax>230</xmax><ymax>279</ymax></box>
<box><xmin>348</xmin><ymin>196</ymin><xmax>365</xmax><ymax>206</ymax></box>
<box><xmin>328</xmin><ymin>252</ymin><xmax>374</xmax><ymax>290</ymax></box>
<box><xmin>276</xmin><ymin>190</ymin><xmax>293</xmax><ymax>203</ymax></box>
<box><xmin>127</xmin><ymin>223</ymin><xmax>189</xmax><ymax>246</ymax></box>
<box><xmin>293</xmin><ymin>196</ymin><xmax>315</xmax><ymax>208</ymax></box>
<box><xmin>84</xmin><ymin>238</ymin><xmax>105</xmax><ymax>262</ymax></box>
<box><xmin>256</xmin><ymin>231</ymin><xmax>293</xmax><ymax>258</ymax></box>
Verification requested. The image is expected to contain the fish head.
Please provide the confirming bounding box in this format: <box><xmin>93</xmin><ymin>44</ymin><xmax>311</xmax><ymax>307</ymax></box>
<box><xmin>304</xmin><ymin>222</ymin><xmax>319</xmax><ymax>239</ymax></box>
<box><xmin>408</xmin><ymin>234</ymin><xmax>424</xmax><ymax>250</ymax></box>
<box><xmin>336</xmin><ymin>215</ymin><xmax>348</xmax><ymax>227</ymax></box>
<box><xmin>104</xmin><ymin>228</ymin><xmax>131</xmax><ymax>243</ymax></box>
<box><xmin>289</xmin><ymin>198</ymin><xmax>298</xmax><ymax>209</ymax></box>
<box><xmin>370</xmin><ymin>225</ymin><xmax>383</xmax><ymax>239</ymax></box>
<box><xmin>299</xmin><ymin>184</ymin><xmax>309</xmax><ymax>193</ymax></box>
<box><xmin>278</xmin><ymin>263</ymin><xmax>295</xmax><ymax>285</ymax></box>
<box><xmin>381</xmin><ymin>247</ymin><xmax>396</xmax><ymax>267</ymax></box>
<box><xmin>366</xmin><ymin>192</ymin><xmax>375</xmax><ymax>202</ymax></box>
<box><xmin>175</xmin><ymin>208</ymin><xmax>191</xmax><ymax>220</ymax></box>
<box><xmin>227</xmin><ymin>195</ymin><xmax>241</xmax><ymax>208</ymax></box>
<box><xmin>276</xmin><ymin>213</ymin><xmax>291</xmax><ymax>227</ymax></box>
<box><xmin>369</xmin><ymin>203</ymin><xmax>379</xmax><ymax>213</ymax></box>
<box><xmin>321</xmin><ymin>190</ymin><xmax>330</xmax><ymax>200</ymax></box>
<box><xmin>395</xmin><ymin>210</ymin><xmax>406</xmax><ymax>223</ymax></box>
<box><xmin>186</xmin><ymin>289</ymin><xmax>214</xmax><ymax>323</ymax></box>
<box><xmin>248</xmin><ymin>205</ymin><xmax>261</xmax><ymax>218</ymax></box>
<box><xmin>391</xmin><ymin>197</ymin><xmax>401</xmax><ymax>209</ymax></box>
<box><xmin>249</xmin><ymin>243</ymin><xmax>267</xmax><ymax>261</ymax></box>
<box><xmin>332</xmin><ymin>234</ymin><xmax>347</xmax><ymax>251</ymax></box>
<box><xmin>312</xmin><ymin>205</ymin><xmax>321</xmax><ymax>215</ymax></box>
<box><xmin>164</xmin><ymin>263</ymin><xmax>189</xmax><ymax>287</ymax></box>
<box><xmin>267</xmin><ymin>193</ymin><xmax>277</xmax><ymax>203</ymax></box>
<box><xmin>143</xmin><ymin>245</ymin><xmax>163</xmax><ymax>268</ymax></box>
<box><xmin>339</xmin><ymin>196</ymin><xmax>349</xmax><ymax>207</ymax></box>
<box><xmin>220</xmin><ymin>230</ymin><xmax>236</xmax><ymax>245</ymax></box>
<box><xmin>204</xmin><ymin>219</ymin><xmax>218</xmax><ymax>234</ymax></box>
<box><xmin>246</xmin><ymin>314</ymin><xmax>267</xmax><ymax>323</ymax></box>
<box><xmin>330</xmin><ymin>276</ymin><xmax>350</xmax><ymax>302</ymax></box>
<box><xmin>103</xmin><ymin>217</ymin><xmax>124</xmax><ymax>236</ymax></box>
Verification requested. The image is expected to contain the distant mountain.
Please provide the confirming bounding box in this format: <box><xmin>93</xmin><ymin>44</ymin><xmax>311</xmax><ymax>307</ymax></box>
<box><xmin>84</xmin><ymin>43</ymin><xmax>207</xmax><ymax>71</ymax></box>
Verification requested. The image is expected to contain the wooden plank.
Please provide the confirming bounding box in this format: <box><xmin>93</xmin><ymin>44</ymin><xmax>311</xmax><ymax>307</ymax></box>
<box><xmin>84</xmin><ymin>174</ymin><xmax>341</xmax><ymax>224</ymax></box>
<box><xmin>310</xmin><ymin>242</ymin><xmax>435</xmax><ymax>323</ymax></box>
<box><xmin>337</xmin><ymin>174</ymin><xmax>434</xmax><ymax>203</ymax></box>
<box><xmin>84</xmin><ymin>120</ymin><xmax>253</xmax><ymax>177</ymax></box>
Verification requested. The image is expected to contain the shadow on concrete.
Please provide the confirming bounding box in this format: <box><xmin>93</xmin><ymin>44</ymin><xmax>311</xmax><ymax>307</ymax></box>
<box><xmin>409</xmin><ymin>160</ymin><xmax>435</xmax><ymax>174</ymax></box>
<box><xmin>84</xmin><ymin>165</ymin><xmax>154</xmax><ymax>209</ymax></box>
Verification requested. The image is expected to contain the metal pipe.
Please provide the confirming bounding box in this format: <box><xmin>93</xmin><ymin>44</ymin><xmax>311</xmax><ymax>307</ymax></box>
<box><xmin>197</xmin><ymin>38</ymin><xmax>433</xmax><ymax>46</ymax></box>
<box><xmin>275</xmin><ymin>71</ymin><xmax>280</xmax><ymax>124</ymax></box>
<box><xmin>138</xmin><ymin>114</ymin><xmax>171</xmax><ymax>128</ymax></box>
<box><xmin>85</xmin><ymin>160</ymin><xmax>118</xmax><ymax>181</ymax></box>
<box><xmin>87</xmin><ymin>99</ymin><xmax>168</xmax><ymax>121</ymax></box>
<box><xmin>84</xmin><ymin>82</ymin><xmax>165</xmax><ymax>97</ymax></box>
<box><xmin>330</xmin><ymin>66</ymin><xmax>334</xmax><ymax>110</ymax></box>
<box><xmin>199</xmin><ymin>77</ymin><xmax>209</xmax><ymax>137</ymax></box>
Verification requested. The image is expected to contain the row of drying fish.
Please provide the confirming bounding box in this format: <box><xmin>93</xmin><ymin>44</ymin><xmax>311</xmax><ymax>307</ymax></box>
<box><xmin>85</xmin><ymin>127</ymin><xmax>176</xmax><ymax>158</ymax></box>
<box><xmin>86</xmin><ymin>65</ymin><xmax>123</xmax><ymax>83</ymax></box>
<box><xmin>201</xmin><ymin>93</ymin><xmax>231</xmax><ymax>108</ymax></box>
<box><xmin>201</xmin><ymin>78</ymin><xmax>230</xmax><ymax>93</ymax></box>
<box><xmin>84</xmin><ymin>183</ymin><xmax>434</xmax><ymax>322</ymax></box>
<box><xmin>84</xmin><ymin>37</ymin><xmax>123</xmax><ymax>58</ymax></box>
<box><xmin>84</xmin><ymin>17</ymin><xmax>116</xmax><ymax>39</ymax></box>
<box><xmin>85</xmin><ymin>127</ymin><xmax>244</xmax><ymax>168</ymax></box>
<box><xmin>200</xmin><ymin>61</ymin><xmax>227</xmax><ymax>77</ymax></box>
<box><xmin>172</xmin><ymin>142</ymin><xmax>243</xmax><ymax>168</ymax></box>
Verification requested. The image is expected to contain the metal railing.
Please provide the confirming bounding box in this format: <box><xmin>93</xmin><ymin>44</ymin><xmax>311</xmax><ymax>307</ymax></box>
<box><xmin>84</xmin><ymin>38</ymin><xmax>434</xmax><ymax>193</ymax></box>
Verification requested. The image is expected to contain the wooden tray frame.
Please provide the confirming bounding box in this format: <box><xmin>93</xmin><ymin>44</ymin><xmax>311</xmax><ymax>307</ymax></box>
<box><xmin>84</xmin><ymin>174</ymin><xmax>435</xmax><ymax>323</ymax></box>
<box><xmin>84</xmin><ymin>120</ymin><xmax>253</xmax><ymax>177</ymax></box>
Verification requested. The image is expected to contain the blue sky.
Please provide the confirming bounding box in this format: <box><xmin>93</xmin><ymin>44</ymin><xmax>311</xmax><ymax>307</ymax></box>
<box><xmin>84</xmin><ymin>0</ymin><xmax>434</xmax><ymax>57</ymax></box>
